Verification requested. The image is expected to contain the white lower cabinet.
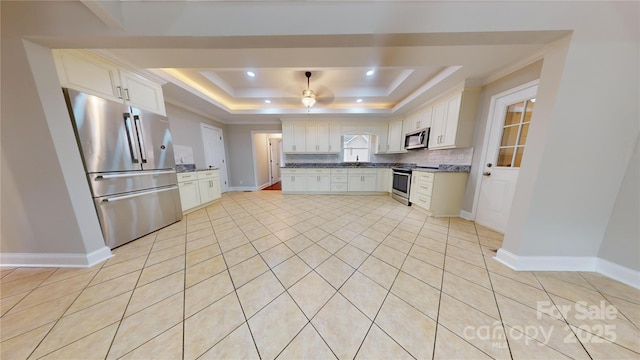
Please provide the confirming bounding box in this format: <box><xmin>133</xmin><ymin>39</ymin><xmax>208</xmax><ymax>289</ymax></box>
<box><xmin>283</xmin><ymin>167</ymin><xmax>392</xmax><ymax>194</ymax></box>
<box><xmin>178</xmin><ymin>170</ymin><xmax>221</xmax><ymax>213</ymax></box>
<box><xmin>409</xmin><ymin>171</ymin><xmax>468</xmax><ymax>217</ymax></box>
<box><xmin>177</xmin><ymin>173</ymin><xmax>200</xmax><ymax>212</ymax></box>
<box><xmin>347</xmin><ymin>169</ymin><xmax>377</xmax><ymax>192</ymax></box>
<box><xmin>281</xmin><ymin>169</ymin><xmax>307</xmax><ymax>192</ymax></box>
<box><xmin>197</xmin><ymin>170</ymin><xmax>221</xmax><ymax>204</ymax></box>
<box><xmin>306</xmin><ymin>169</ymin><xmax>331</xmax><ymax>192</ymax></box>
<box><xmin>376</xmin><ymin>168</ymin><xmax>391</xmax><ymax>192</ymax></box>
<box><xmin>330</xmin><ymin>168</ymin><xmax>348</xmax><ymax>192</ymax></box>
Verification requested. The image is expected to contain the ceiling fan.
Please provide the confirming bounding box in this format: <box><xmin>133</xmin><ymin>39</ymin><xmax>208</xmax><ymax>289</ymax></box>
<box><xmin>301</xmin><ymin>71</ymin><xmax>317</xmax><ymax>109</ymax></box>
<box><xmin>281</xmin><ymin>71</ymin><xmax>334</xmax><ymax>112</ymax></box>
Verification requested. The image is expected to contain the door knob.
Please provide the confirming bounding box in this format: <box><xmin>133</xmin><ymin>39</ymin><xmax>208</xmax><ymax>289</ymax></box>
<box><xmin>486</xmin><ymin>163</ymin><xmax>493</xmax><ymax>168</ymax></box>
<box><xmin>483</xmin><ymin>172</ymin><xmax>491</xmax><ymax>176</ymax></box>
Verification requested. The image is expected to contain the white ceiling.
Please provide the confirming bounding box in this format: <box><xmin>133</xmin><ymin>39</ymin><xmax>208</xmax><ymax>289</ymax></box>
<box><xmin>73</xmin><ymin>3</ymin><xmax>568</xmax><ymax>124</ymax></box>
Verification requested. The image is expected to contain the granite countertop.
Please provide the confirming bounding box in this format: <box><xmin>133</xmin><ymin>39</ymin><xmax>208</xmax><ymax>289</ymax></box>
<box><xmin>282</xmin><ymin>162</ymin><xmax>412</xmax><ymax>169</ymax></box>
<box><xmin>282</xmin><ymin>163</ymin><xmax>471</xmax><ymax>173</ymax></box>
<box><xmin>411</xmin><ymin>164</ymin><xmax>471</xmax><ymax>173</ymax></box>
<box><xmin>176</xmin><ymin>164</ymin><xmax>218</xmax><ymax>173</ymax></box>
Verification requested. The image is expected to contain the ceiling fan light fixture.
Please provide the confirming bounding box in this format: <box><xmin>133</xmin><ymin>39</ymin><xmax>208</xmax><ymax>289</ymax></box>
<box><xmin>301</xmin><ymin>71</ymin><xmax>317</xmax><ymax>108</ymax></box>
<box><xmin>301</xmin><ymin>89</ymin><xmax>317</xmax><ymax>108</ymax></box>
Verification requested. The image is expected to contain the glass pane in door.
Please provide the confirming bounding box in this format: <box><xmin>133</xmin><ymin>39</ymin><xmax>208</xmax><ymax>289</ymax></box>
<box><xmin>500</xmin><ymin>125</ymin><xmax>519</xmax><ymax>146</ymax></box>
<box><xmin>496</xmin><ymin>97</ymin><xmax>535</xmax><ymax>168</ymax></box>
<box><xmin>497</xmin><ymin>147</ymin><xmax>514</xmax><ymax>167</ymax></box>
<box><xmin>514</xmin><ymin>146</ymin><xmax>525</xmax><ymax>167</ymax></box>
<box><xmin>504</xmin><ymin>101</ymin><xmax>525</xmax><ymax>125</ymax></box>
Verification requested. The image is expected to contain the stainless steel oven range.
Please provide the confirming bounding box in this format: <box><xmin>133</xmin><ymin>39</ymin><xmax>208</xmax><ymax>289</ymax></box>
<box><xmin>391</xmin><ymin>168</ymin><xmax>412</xmax><ymax>205</ymax></box>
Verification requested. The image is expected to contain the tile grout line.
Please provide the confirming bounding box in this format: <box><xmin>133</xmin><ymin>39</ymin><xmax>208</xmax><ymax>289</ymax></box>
<box><xmin>217</xmin><ymin>198</ymin><xmax>264</xmax><ymax>360</ymax></box>
<box><xmin>102</xmin><ymin>230</ymin><xmax>161</xmax><ymax>360</ymax></box>
<box><xmin>351</xmin><ymin>209</ymin><xmax>423</xmax><ymax>360</ymax></box>
<box><xmin>21</xmin><ymin>262</ymin><xmax>106</xmax><ymax>359</ymax></box>
<box><xmin>474</xmin><ymin>221</ymin><xmax>515</xmax><ymax>360</ymax></box>
<box><xmin>531</xmin><ymin>271</ymin><xmax>595</xmax><ymax>359</ymax></box>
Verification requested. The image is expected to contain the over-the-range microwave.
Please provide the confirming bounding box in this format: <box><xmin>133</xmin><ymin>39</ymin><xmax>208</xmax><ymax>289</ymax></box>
<box><xmin>404</xmin><ymin>128</ymin><xmax>430</xmax><ymax>150</ymax></box>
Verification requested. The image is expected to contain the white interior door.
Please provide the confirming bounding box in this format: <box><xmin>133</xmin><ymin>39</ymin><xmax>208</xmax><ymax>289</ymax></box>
<box><xmin>201</xmin><ymin>124</ymin><xmax>229</xmax><ymax>192</ymax></box>
<box><xmin>269</xmin><ymin>138</ymin><xmax>282</xmax><ymax>184</ymax></box>
<box><xmin>476</xmin><ymin>82</ymin><xmax>538</xmax><ymax>233</ymax></box>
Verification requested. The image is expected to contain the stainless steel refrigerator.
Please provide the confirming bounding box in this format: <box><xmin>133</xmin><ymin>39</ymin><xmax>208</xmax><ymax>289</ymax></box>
<box><xmin>64</xmin><ymin>88</ymin><xmax>182</xmax><ymax>249</ymax></box>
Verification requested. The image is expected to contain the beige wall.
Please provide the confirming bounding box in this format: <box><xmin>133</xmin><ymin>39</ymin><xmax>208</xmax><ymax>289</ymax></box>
<box><xmin>598</xmin><ymin>134</ymin><xmax>640</xmax><ymax>271</ymax></box>
<box><xmin>165</xmin><ymin>103</ymin><xmax>227</xmax><ymax>170</ymax></box>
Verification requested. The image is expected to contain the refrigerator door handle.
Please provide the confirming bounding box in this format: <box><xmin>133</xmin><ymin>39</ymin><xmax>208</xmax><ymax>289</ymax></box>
<box><xmin>123</xmin><ymin>113</ymin><xmax>140</xmax><ymax>163</ymax></box>
<box><xmin>101</xmin><ymin>185</ymin><xmax>177</xmax><ymax>203</ymax></box>
<box><xmin>95</xmin><ymin>170</ymin><xmax>175</xmax><ymax>180</ymax></box>
<box><xmin>134</xmin><ymin>115</ymin><xmax>148</xmax><ymax>163</ymax></box>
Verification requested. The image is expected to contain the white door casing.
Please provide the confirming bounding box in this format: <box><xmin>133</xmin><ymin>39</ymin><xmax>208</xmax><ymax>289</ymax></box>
<box><xmin>475</xmin><ymin>81</ymin><xmax>538</xmax><ymax>233</ymax></box>
<box><xmin>269</xmin><ymin>138</ymin><xmax>282</xmax><ymax>184</ymax></box>
<box><xmin>201</xmin><ymin>124</ymin><xmax>229</xmax><ymax>192</ymax></box>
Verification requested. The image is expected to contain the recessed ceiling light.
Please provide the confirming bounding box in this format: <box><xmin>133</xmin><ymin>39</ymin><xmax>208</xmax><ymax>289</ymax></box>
<box><xmin>530</xmin><ymin>98</ymin><xmax>536</xmax><ymax>102</ymax></box>
<box><xmin>366</xmin><ymin>70</ymin><xmax>374</xmax><ymax>76</ymax></box>
<box><xmin>264</xmin><ymin>99</ymin><xmax>271</xmax><ymax>104</ymax></box>
<box><xmin>356</xmin><ymin>99</ymin><xmax>363</xmax><ymax>103</ymax></box>
<box><xmin>246</xmin><ymin>71</ymin><xmax>256</xmax><ymax>77</ymax></box>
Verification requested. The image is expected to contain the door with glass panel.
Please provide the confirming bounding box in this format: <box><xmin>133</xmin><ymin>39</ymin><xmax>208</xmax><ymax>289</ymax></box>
<box><xmin>476</xmin><ymin>83</ymin><xmax>538</xmax><ymax>233</ymax></box>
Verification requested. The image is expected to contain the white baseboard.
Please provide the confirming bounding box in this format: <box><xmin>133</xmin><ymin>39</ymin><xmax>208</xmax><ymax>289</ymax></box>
<box><xmin>494</xmin><ymin>249</ymin><xmax>640</xmax><ymax>289</ymax></box>
<box><xmin>228</xmin><ymin>186</ymin><xmax>258</xmax><ymax>192</ymax></box>
<box><xmin>596</xmin><ymin>258</ymin><xmax>640</xmax><ymax>289</ymax></box>
<box><xmin>459</xmin><ymin>210</ymin><xmax>474</xmax><ymax>221</ymax></box>
<box><xmin>1</xmin><ymin>246</ymin><xmax>112</xmax><ymax>268</ymax></box>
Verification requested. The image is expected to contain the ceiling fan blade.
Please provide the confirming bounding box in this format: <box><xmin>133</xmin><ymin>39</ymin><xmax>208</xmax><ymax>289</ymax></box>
<box><xmin>315</xmin><ymin>85</ymin><xmax>335</xmax><ymax>105</ymax></box>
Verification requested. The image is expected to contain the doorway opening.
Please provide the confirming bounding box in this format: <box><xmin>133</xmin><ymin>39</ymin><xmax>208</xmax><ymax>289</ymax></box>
<box><xmin>252</xmin><ymin>132</ymin><xmax>282</xmax><ymax>190</ymax></box>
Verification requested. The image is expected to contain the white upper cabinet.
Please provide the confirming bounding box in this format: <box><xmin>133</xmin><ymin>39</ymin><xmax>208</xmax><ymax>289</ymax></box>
<box><xmin>119</xmin><ymin>69</ymin><xmax>166</xmax><ymax>115</ymax></box>
<box><xmin>328</xmin><ymin>123</ymin><xmax>341</xmax><ymax>153</ymax></box>
<box><xmin>387</xmin><ymin>120</ymin><xmax>404</xmax><ymax>153</ymax></box>
<box><xmin>403</xmin><ymin>106</ymin><xmax>433</xmax><ymax>137</ymax></box>
<box><xmin>53</xmin><ymin>49</ymin><xmax>166</xmax><ymax>115</ymax></box>
<box><xmin>282</xmin><ymin>123</ymin><xmax>306</xmax><ymax>152</ymax></box>
<box><xmin>306</xmin><ymin>124</ymin><xmax>329</xmax><ymax>152</ymax></box>
<box><xmin>282</xmin><ymin>122</ymin><xmax>340</xmax><ymax>154</ymax></box>
<box><xmin>53</xmin><ymin>50</ymin><xmax>121</xmax><ymax>102</ymax></box>
<box><xmin>429</xmin><ymin>88</ymin><xmax>480</xmax><ymax>149</ymax></box>
<box><xmin>375</xmin><ymin>123</ymin><xmax>389</xmax><ymax>154</ymax></box>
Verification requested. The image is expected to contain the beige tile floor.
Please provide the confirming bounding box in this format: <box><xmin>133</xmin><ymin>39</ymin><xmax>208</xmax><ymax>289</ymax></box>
<box><xmin>2</xmin><ymin>192</ymin><xmax>639</xmax><ymax>359</ymax></box>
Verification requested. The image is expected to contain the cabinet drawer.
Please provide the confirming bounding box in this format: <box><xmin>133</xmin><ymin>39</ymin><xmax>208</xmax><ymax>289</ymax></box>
<box><xmin>197</xmin><ymin>170</ymin><xmax>217</xmax><ymax>179</ymax></box>
<box><xmin>331</xmin><ymin>183</ymin><xmax>348</xmax><ymax>192</ymax></box>
<box><xmin>281</xmin><ymin>169</ymin><xmax>306</xmax><ymax>175</ymax></box>
<box><xmin>177</xmin><ymin>173</ymin><xmax>197</xmax><ymax>182</ymax></box>
<box><xmin>348</xmin><ymin>168</ymin><xmax>378</xmax><ymax>175</ymax></box>
<box><xmin>308</xmin><ymin>168</ymin><xmax>331</xmax><ymax>175</ymax></box>
<box><xmin>415</xmin><ymin>194</ymin><xmax>432</xmax><ymax>210</ymax></box>
<box><xmin>331</xmin><ymin>168</ymin><xmax>348</xmax><ymax>175</ymax></box>
<box><xmin>416</xmin><ymin>181</ymin><xmax>433</xmax><ymax>196</ymax></box>
<box><xmin>417</xmin><ymin>172</ymin><xmax>434</xmax><ymax>183</ymax></box>
<box><xmin>331</xmin><ymin>175</ymin><xmax>348</xmax><ymax>183</ymax></box>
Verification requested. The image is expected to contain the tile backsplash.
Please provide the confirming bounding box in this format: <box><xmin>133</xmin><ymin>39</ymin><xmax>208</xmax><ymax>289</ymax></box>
<box><xmin>284</xmin><ymin>147</ymin><xmax>474</xmax><ymax>166</ymax></box>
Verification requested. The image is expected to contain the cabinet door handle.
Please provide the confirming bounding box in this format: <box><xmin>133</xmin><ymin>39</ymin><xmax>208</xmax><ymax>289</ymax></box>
<box><xmin>124</xmin><ymin>88</ymin><xmax>131</xmax><ymax>101</ymax></box>
<box><xmin>116</xmin><ymin>86</ymin><xmax>123</xmax><ymax>99</ymax></box>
